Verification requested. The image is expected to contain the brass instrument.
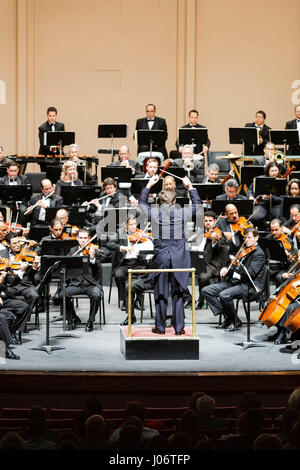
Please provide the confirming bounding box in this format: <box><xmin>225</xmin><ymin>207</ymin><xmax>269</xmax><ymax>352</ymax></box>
<box><xmin>183</xmin><ymin>159</ymin><xmax>194</xmax><ymax>172</ymax></box>
<box><xmin>274</xmin><ymin>151</ymin><xmax>286</xmax><ymax>165</ymax></box>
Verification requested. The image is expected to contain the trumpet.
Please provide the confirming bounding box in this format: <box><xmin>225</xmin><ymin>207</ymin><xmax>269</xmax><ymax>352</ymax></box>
<box><xmin>183</xmin><ymin>159</ymin><xmax>194</xmax><ymax>171</ymax></box>
<box><xmin>274</xmin><ymin>151</ymin><xmax>286</xmax><ymax>165</ymax></box>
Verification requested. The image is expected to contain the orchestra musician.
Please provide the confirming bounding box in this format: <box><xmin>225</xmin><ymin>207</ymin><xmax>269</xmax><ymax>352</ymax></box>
<box><xmin>25</xmin><ymin>179</ymin><xmax>63</xmax><ymax>226</ymax></box>
<box><xmin>0</xmin><ymin>162</ymin><xmax>30</xmax><ymax>226</ymax></box>
<box><xmin>135</xmin><ymin>158</ymin><xmax>160</xmax><ymax>203</ymax></box>
<box><xmin>65</xmin><ymin>228</ymin><xmax>103</xmax><ymax>332</ymax></box>
<box><xmin>252</xmin><ymin>142</ymin><xmax>276</xmax><ymax>166</ymax></box>
<box><xmin>172</xmin><ymin>144</ymin><xmax>204</xmax><ymax>182</ymax></box>
<box><xmin>135</xmin><ymin>103</ymin><xmax>168</xmax><ymax>159</ymax></box>
<box><xmin>110</xmin><ymin>145</ymin><xmax>138</xmax><ymax>175</ymax></box>
<box><xmin>190</xmin><ymin>211</ymin><xmax>229</xmax><ymax>309</ymax></box>
<box><xmin>0</xmin><ymin>304</ymin><xmax>20</xmax><ymax>360</ymax></box>
<box><xmin>248</xmin><ymin>161</ymin><xmax>283</xmax><ymax>230</ymax></box>
<box><xmin>216</xmin><ymin>178</ymin><xmax>247</xmax><ymax>201</ymax></box>
<box><xmin>139</xmin><ymin>174</ymin><xmax>201</xmax><ymax>335</ymax></box>
<box><xmin>216</xmin><ymin>203</ymin><xmax>250</xmax><ymax>255</ymax></box>
<box><xmin>286</xmin><ymin>179</ymin><xmax>300</xmax><ymax>198</ymax></box>
<box><xmin>265</xmin><ymin>218</ymin><xmax>298</xmax><ymax>287</ymax></box>
<box><xmin>0</xmin><ymin>145</ymin><xmax>13</xmax><ymax>167</ymax></box>
<box><xmin>67</xmin><ymin>144</ymin><xmax>96</xmax><ymax>184</ymax></box>
<box><xmin>244</xmin><ymin>110</ymin><xmax>271</xmax><ymax>156</ymax></box>
<box><xmin>176</xmin><ymin>109</ymin><xmax>211</xmax><ymax>157</ymax></box>
<box><xmin>201</xmin><ymin>164</ymin><xmax>220</xmax><ymax>184</ymax></box>
<box><xmin>0</xmin><ymin>222</ymin><xmax>9</xmax><ymax>257</ymax></box>
<box><xmin>202</xmin><ymin>227</ymin><xmax>266</xmax><ymax>331</ymax></box>
<box><xmin>55</xmin><ymin>208</ymin><xmax>79</xmax><ymax>239</ymax></box>
<box><xmin>40</xmin><ymin>218</ymin><xmax>65</xmax><ymax>244</ymax></box>
<box><xmin>282</xmin><ymin>204</ymin><xmax>300</xmax><ymax>250</ymax></box>
<box><xmin>106</xmin><ymin>216</ymin><xmax>152</xmax><ymax>320</ymax></box>
<box><xmin>285</xmin><ymin>104</ymin><xmax>300</xmax><ymax>155</ymax></box>
<box><xmin>267</xmin><ymin>290</ymin><xmax>300</xmax><ymax>345</ymax></box>
<box><xmin>38</xmin><ymin>106</ymin><xmax>65</xmax><ymax>156</ymax></box>
<box><xmin>54</xmin><ymin>160</ymin><xmax>83</xmax><ymax>197</ymax></box>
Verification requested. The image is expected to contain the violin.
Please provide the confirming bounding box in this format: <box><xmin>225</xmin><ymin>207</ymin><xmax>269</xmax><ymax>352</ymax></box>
<box><xmin>81</xmin><ymin>243</ymin><xmax>104</xmax><ymax>256</ymax></box>
<box><xmin>13</xmin><ymin>247</ymin><xmax>38</xmax><ymax>263</ymax></box>
<box><xmin>0</xmin><ymin>257</ymin><xmax>23</xmax><ymax>273</ymax></box>
<box><xmin>236</xmin><ymin>245</ymin><xmax>256</xmax><ymax>260</ymax></box>
<box><xmin>231</xmin><ymin>217</ymin><xmax>252</xmax><ymax>237</ymax></box>
<box><xmin>129</xmin><ymin>229</ymin><xmax>153</xmax><ymax>244</ymax></box>
<box><xmin>204</xmin><ymin>226</ymin><xmax>223</xmax><ymax>240</ymax></box>
<box><xmin>277</xmin><ymin>233</ymin><xmax>292</xmax><ymax>252</ymax></box>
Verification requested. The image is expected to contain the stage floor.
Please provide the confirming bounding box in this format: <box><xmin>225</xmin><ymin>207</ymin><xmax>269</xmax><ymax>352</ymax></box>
<box><xmin>1</xmin><ymin>286</ymin><xmax>299</xmax><ymax>373</ymax></box>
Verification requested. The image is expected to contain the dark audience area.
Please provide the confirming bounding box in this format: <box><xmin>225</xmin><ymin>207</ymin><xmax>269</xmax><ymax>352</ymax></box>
<box><xmin>1</xmin><ymin>388</ymin><xmax>300</xmax><ymax>451</ymax></box>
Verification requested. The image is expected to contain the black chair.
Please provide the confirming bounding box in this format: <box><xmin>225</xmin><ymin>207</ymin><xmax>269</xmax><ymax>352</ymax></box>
<box><xmin>72</xmin><ymin>288</ymin><xmax>106</xmax><ymax>329</ymax></box>
<box><xmin>208</xmin><ymin>151</ymin><xmax>230</xmax><ymax>173</ymax></box>
<box><xmin>26</xmin><ymin>172</ymin><xmax>46</xmax><ymax>193</ymax></box>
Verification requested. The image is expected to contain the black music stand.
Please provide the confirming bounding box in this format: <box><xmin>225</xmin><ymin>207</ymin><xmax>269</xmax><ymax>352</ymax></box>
<box><xmin>159</xmin><ymin>166</ymin><xmax>186</xmax><ymax>188</ymax></box>
<box><xmin>290</xmin><ymin>171</ymin><xmax>300</xmax><ymax>179</ymax></box>
<box><xmin>41</xmin><ymin>239</ymin><xmax>78</xmax><ymax>256</ymax></box>
<box><xmin>98</xmin><ymin>124</ymin><xmax>128</xmax><ymax>163</ymax></box>
<box><xmin>46</xmin><ymin>131</ymin><xmax>75</xmax><ymax>160</ymax></box>
<box><xmin>45</xmin><ymin>165</ymin><xmax>61</xmax><ymax>184</ymax></box>
<box><xmin>131</xmin><ymin>178</ymin><xmax>163</xmax><ymax>196</ymax></box>
<box><xmin>193</xmin><ymin>183</ymin><xmax>224</xmax><ymax>201</ymax></box>
<box><xmin>229</xmin><ymin>128</ymin><xmax>259</xmax><ymax>157</ymax></box>
<box><xmin>281</xmin><ymin>197</ymin><xmax>300</xmax><ymax>220</ymax></box>
<box><xmin>30</xmin><ymin>260</ymin><xmax>65</xmax><ymax>354</ymax></box>
<box><xmin>60</xmin><ymin>185</ymin><xmax>102</xmax><ymax>206</ymax></box>
<box><xmin>44</xmin><ymin>206</ymin><xmax>87</xmax><ymax>226</ymax></box>
<box><xmin>211</xmin><ymin>199</ymin><xmax>254</xmax><ymax>217</ymax></box>
<box><xmin>28</xmin><ymin>225</ymin><xmax>50</xmax><ymax>242</ymax></box>
<box><xmin>0</xmin><ymin>184</ymin><xmax>32</xmax><ymax>204</ymax></box>
<box><xmin>178</xmin><ymin>128</ymin><xmax>208</xmax><ymax>154</ymax></box>
<box><xmin>41</xmin><ymin>255</ymin><xmax>87</xmax><ymax>336</ymax></box>
<box><xmin>136</xmin><ymin>129</ymin><xmax>167</xmax><ymax>158</ymax></box>
<box><xmin>270</xmin><ymin>130</ymin><xmax>299</xmax><ymax>155</ymax></box>
<box><xmin>259</xmin><ymin>237</ymin><xmax>290</xmax><ymax>267</ymax></box>
<box><xmin>254</xmin><ymin>177</ymin><xmax>286</xmax><ymax>197</ymax></box>
<box><xmin>101</xmin><ymin>167</ymin><xmax>132</xmax><ymax>183</ymax></box>
<box><xmin>190</xmin><ymin>251</ymin><xmax>207</xmax><ymax>274</ymax></box>
<box><xmin>240</xmin><ymin>166</ymin><xmax>265</xmax><ymax>188</ymax></box>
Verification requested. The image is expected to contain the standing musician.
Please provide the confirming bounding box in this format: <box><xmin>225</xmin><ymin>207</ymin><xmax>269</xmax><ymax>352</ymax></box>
<box><xmin>64</xmin><ymin>228</ymin><xmax>103</xmax><ymax>332</ymax></box>
<box><xmin>283</xmin><ymin>204</ymin><xmax>300</xmax><ymax>249</ymax></box>
<box><xmin>285</xmin><ymin>104</ymin><xmax>300</xmax><ymax>155</ymax></box>
<box><xmin>54</xmin><ymin>160</ymin><xmax>83</xmax><ymax>197</ymax></box>
<box><xmin>216</xmin><ymin>179</ymin><xmax>248</xmax><ymax>201</ymax></box>
<box><xmin>190</xmin><ymin>211</ymin><xmax>228</xmax><ymax>309</ymax></box>
<box><xmin>38</xmin><ymin>106</ymin><xmax>65</xmax><ymax>157</ymax></box>
<box><xmin>25</xmin><ymin>179</ymin><xmax>63</xmax><ymax>226</ymax></box>
<box><xmin>0</xmin><ymin>145</ymin><xmax>13</xmax><ymax>167</ymax></box>
<box><xmin>202</xmin><ymin>227</ymin><xmax>266</xmax><ymax>331</ymax></box>
<box><xmin>135</xmin><ymin>103</ymin><xmax>168</xmax><ymax>159</ymax></box>
<box><xmin>244</xmin><ymin>110</ymin><xmax>271</xmax><ymax>156</ymax></box>
<box><xmin>139</xmin><ymin>174</ymin><xmax>201</xmax><ymax>335</ymax></box>
<box><xmin>216</xmin><ymin>204</ymin><xmax>250</xmax><ymax>255</ymax></box>
<box><xmin>266</xmin><ymin>218</ymin><xmax>298</xmax><ymax>287</ymax></box>
<box><xmin>248</xmin><ymin>161</ymin><xmax>284</xmax><ymax>230</ymax></box>
<box><xmin>176</xmin><ymin>109</ymin><xmax>211</xmax><ymax>157</ymax></box>
<box><xmin>172</xmin><ymin>144</ymin><xmax>204</xmax><ymax>182</ymax></box>
<box><xmin>5</xmin><ymin>233</ymin><xmax>40</xmax><ymax>325</ymax></box>
<box><xmin>106</xmin><ymin>216</ymin><xmax>153</xmax><ymax>321</ymax></box>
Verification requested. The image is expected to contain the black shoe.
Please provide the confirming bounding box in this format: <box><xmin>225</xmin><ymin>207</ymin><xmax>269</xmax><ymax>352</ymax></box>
<box><xmin>134</xmin><ymin>299</ymin><xmax>142</xmax><ymax>311</ymax></box>
<box><xmin>225</xmin><ymin>319</ymin><xmax>242</xmax><ymax>331</ymax></box>
<box><xmin>175</xmin><ymin>329</ymin><xmax>185</xmax><ymax>335</ymax></box>
<box><xmin>274</xmin><ymin>331</ymin><xmax>287</xmax><ymax>345</ymax></box>
<box><xmin>121</xmin><ymin>302</ymin><xmax>126</xmax><ymax>312</ymax></box>
<box><xmin>120</xmin><ymin>316</ymin><xmax>137</xmax><ymax>326</ymax></box>
<box><xmin>183</xmin><ymin>298</ymin><xmax>193</xmax><ymax>309</ymax></box>
<box><xmin>152</xmin><ymin>327</ymin><xmax>165</xmax><ymax>335</ymax></box>
<box><xmin>85</xmin><ymin>321</ymin><xmax>93</xmax><ymax>332</ymax></box>
<box><xmin>6</xmin><ymin>347</ymin><xmax>20</xmax><ymax>360</ymax></box>
<box><xmin>195</xmin><ymin>298</ymin><xmax>204</xmax><ymax>310</ymax></box>
<box><xmin>216</xmin><ymin>319</ymin><xmax>231</xmax><ymax>329</ymax></box>
<box><xmin>13</xmin><ymin>333</ymin><xmax>22</xmax><ymax>344</ymax></box>
<box><xmin>268</xmin><ymin>328</ymin><xmax>284</xmax><ymax>343</ymax></box>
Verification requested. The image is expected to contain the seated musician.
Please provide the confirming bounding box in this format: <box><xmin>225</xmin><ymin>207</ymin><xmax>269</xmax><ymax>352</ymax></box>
<box><xmin>67</xmin><ymin>144</ymin><xmax>96</xmax><ymax>184</ymax></box>
<box><xmin>5</xmin><ymin>232</ymin><xmax>40</xmax><ymax>325</ymax></box>
<box><xmin>25</xmin><ymin>179</ymin><xmax>63</xmax><ymax>226</ymax></box>
<box><xmin>0</xmin><ymin>162</ymin><xmax>30</xmax><ymax>226</ymax></box>
<box><xmin>64</xmin><ymin>228</ymin><xmax>103</xmax><ymax>332</ymax></box>
<box><xmin>172</xmin><ymin>144</ymin><xmax>204</xmax><ymax>182</ymax></box>
<box><xmin>216</xmin><ymin>178</ymin><xmax>247</xmax><ymax>201</ymax></box>
<box><xmin>109</xmin><ymin>145</ymin><xmax>138</xmax><ymax>175</ymax></box>
<box><xmin>266</xmin><ymin>218</ymin><xmax>298</xmax><ymax>287</ymax></box>
<box><xmin>244</xmin><ymin>110</ymin><xmax>271</xmax><ymax>156</ymax></box>
<box><xmin>201</xmin><ymin>164</ymin><xmax>220</xmax><ymax>184</ymax></box>
<box><xmin>190</xmin><ymin>211</ymin><xmax>228</xmax><ymax>309</ymax></box>
<box><xmin>106</xmin><ymin>216</ymin><xmax>152</xmax><ymax>321</ymax></box>
<box><xmin>0</xmin><ymin>222</ymin><xmax>9</xmax><ymax>257</ymax></box>
<box><xmin>40</xmin><ymin>218</ymin><xmax>65</xmax><ymax>243</ymax></box>
<box><xmin>54</xmin><ymin>160</ymin><xmax>83</xmax><ymax>197</ymax></box>
<box><xmin>202</xmin><ymin>227</ymin><xmax>266</xmax><ymax>331</ymax></box>
<box><xmin>0</xmin><ymin>145</ymin><xmax>13</xmax><ymax>167</ymax></box>
<box><xmin>248</xmin><ymin>161</ymin><xmax>283</xmax><ymax>230</ymax></box>
<box><xmin>0</xmin><ymin>298</ymin><xmax>21</xmax><ymax>360</ymax></box>
<box><xmin>286</xmin><ymin>179</ymin><xmax>300</xmax><ymax>198</ymax></box>
<box><xmin>216</xmin><ymin>203</ymin><xmax>248</xmax><ymax>255</ymax></box>
<box><xmin>282</xmin><ymin>204</ymin><xmax>300</xmax><ymax>250</ymax></box>
<box><xmin>252</xmin><ymin>141</ymin><xmax>276</xmax><ymax>166</ymax></box>
<box><xmin>268</xmin><ymin>289</ymin><xmax>300</xmax><ymax>345</ymax></box>
<box><xmin>134</xmin><ymin>158</ymin><xmax>160</xmax><ymax>202</ymax></box>
<box><xmin>55</xmin><ymin>208</ymin><xmax>79</xmax><ymax>239</ymax></box>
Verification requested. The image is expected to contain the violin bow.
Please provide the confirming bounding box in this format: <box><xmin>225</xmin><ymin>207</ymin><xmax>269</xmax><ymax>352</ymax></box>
<box><xmin>131</xmin><ymin>221</ymin><xmax>151</xmax><ymax>245</ymax></box>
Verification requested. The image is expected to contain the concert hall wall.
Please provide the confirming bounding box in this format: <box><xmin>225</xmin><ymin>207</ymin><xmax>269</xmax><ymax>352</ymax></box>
<box><xmin>0</xmin><ymin>0</ymin><xmax>299</xmax><ymax>164</ymax></box>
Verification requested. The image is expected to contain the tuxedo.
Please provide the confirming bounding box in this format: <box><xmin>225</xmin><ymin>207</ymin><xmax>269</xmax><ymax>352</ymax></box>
<box><xmin>176</xmin><ymin>123</ymin><xmax>211</xmax><ymax>153</ymax></box>
<box><xmin>172</xmin><ymin>158</ymin><xmax>204</xmax><ymax>182</ymax></box>
<box><xmin>135</xmin><ymin>116</ymin><xmax>168</xmax><ymax>158</ymax></box>
<box><xmin>285</xmin><ymin>119</ymin><xmax>300</xmax><ymax>155</ymax></box>
<box><xmin>38</xmin><ymin>121</ymin><xmax>65</xmax><ymax>156</ymax></box>
<box><xmin>244</xmin><ymin>122</ymin><xmax>271</xmax><ymax>155</ymax></box>
<box><xmin>0</xmin><ymin>174</ymin><xmax>29</xmax><ymax>185</ymax></box>
<box><xmin>0</xmin><ymin>174</ymin><xmax>31</xmax><ymax>226</ymax></box>
<box><xmin>27</xmin><ymin>192</ymin><xmax>63</xmax><ymax>225</ymax></box>
<box><xmin>216</xmin><ymin>217</ymin><xmax>244</xmax><ymax>254</ymax></box>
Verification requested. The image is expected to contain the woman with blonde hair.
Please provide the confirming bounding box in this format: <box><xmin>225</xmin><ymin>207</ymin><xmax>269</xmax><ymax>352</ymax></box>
<box><xmin>55</xmin><ymin>160</ymin><xmax>83</xmax><ymax>196</ymax></box>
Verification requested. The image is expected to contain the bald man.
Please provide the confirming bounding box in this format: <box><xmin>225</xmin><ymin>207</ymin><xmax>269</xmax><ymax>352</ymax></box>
<box><xmin>26</xmin><ymin>179</ymin><xmax>63</xmax><ymax>226</ymax></box>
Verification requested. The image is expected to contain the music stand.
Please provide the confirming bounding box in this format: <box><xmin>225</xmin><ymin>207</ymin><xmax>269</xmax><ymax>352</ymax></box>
<box><xmin>28</xmin><ymin>225</ymin><xmax>50</xmax><ymax>242</ymax></box>
<box><xmin>159</xmin><ymin>166</ymin><xmax>186</xmax><ymax>188</ymax></box>
<box><xmin>41</xmin><ymin>239</ymin><xmax>78</xmax><ymax>256</ymax></box>
<box><xmin>46</xmin><ymin>131</ymin><xmax>75</xmax><ymax>160</ymax></box>
<box><xmin>98</xmin><ymin>125</ymin><xmax>128</xmax><ymax>163</ymax></box>
<box><xmin>254</xmin><ymin>177</ymin><xmax>286</xmax><ymax>197</ymax></box>
<box><xmin>0</xmin><ymin>184</ymin><xmax>32</xmax><ymax>204</ymax></box>
<box><xmin>229</xmin><ymin>128</ymin><xmax>259</xmax><ymax>157</ymax></box>
<box><xmin>178</xmin><ymin>128</ymin><xmax>208</xmax><ymax>154</ymax></box>
<box><xmin>41</xmin><ymin>255</ymin><xmax>87</xmax><ymax>336</ymax></box>
<box><xmin>211</xmin><ymin>199</ymin><xmax>254</xmax><ymax>218</ymax></box>
<box><xmin>270</xmin><ymin>130</ymin><xmax>299</xmax><ymax>155</ymax></box>
<box><xmin>60</xmin><ymin>185</ymin><xmax>102</xmax><ymax>206</ymax></box>
<box><xmin>290</xmin><ymin>170</ymin><xmax>300</xmax><ymax>179</ymax></box>
<box><xmin>30</xmin><ymin>260</ymin><xmax>65</xmax><ymax>354</ymax></box>
<box><xmin>131</xmin><ymin>178</ymin><xmax>163</xmax><ymax>196</ymax></box>
<box><xmin>136</xmin><ymin>130</ymin><xmax>167</xmax><ymax>158</ymax></box>
<box><xmin>193</xmin><ymin>183</ymin><xmax>224</xmax><ymax>201</ymax></box>
<box><xmin>259</xmin><ymin>237</ymin><xmax>289</xmax><ymax>267</ymax></box>
<box><xmin>190</xmin><ymin>251</ymin><xmax>207</xmax><ymax>274</ymax></box>
<box><xmin>46</xmin><ymin>165</ymin><xmax>61</xmax><ymax>184</ymax></box>
<box><xmin>281</xmin><ymin>197</ymin><xmax>300</xmax><ymax>220</ymax></box>
<box><xmin>101</xmin><ymin>167</ymin><xmax>132</xmax><ymax>183</ymax></box>
<box><xmin>240</xmin><ymin>166</ymin><xmax>265</xmax><ymax>188</ymax></box>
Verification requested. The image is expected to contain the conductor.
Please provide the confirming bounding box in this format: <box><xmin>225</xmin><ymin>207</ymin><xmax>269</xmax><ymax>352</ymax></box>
<box><xmin>139</xmin><ymin>175</ymin><xmax>201</xmax><ymax>335</ymax></box>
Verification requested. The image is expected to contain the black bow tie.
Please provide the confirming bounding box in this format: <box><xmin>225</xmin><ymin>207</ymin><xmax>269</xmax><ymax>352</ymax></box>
<box><xmin>147</xmin><ymin>119</ymin><xmax>154</xmax><ymax>122</ymax></box>
<box><xmin>297</xmin><ymin>119</ymin><xmax>300</xmax><ymax>123</ymax></box>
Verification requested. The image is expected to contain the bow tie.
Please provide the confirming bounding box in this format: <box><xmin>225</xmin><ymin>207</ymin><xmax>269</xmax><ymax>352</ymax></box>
<box><xmin>147</xmin><ymin>119</ymin><xmax>154</xmax><ymax>122</ymax></box>
<box><xmin>297</xmin><ymin>119</ymin><xmax>300</xmax><ymax>123</ymax></box>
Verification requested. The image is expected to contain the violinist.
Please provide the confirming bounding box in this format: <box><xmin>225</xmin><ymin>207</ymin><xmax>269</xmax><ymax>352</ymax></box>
<box><xmin>190</xmin><ymin>211</ymin><xmax>228</xmax><ymax>309</ymax></box>
<box><xmin>266</xmin><ymin>218</ymin><xmax>298</xmax><ymax>287</ymax></box>
<box><xmin>248</xmin><ymin>161</ymin><xmax>283</xmax><ymax>230</ymax></box>
<box><xmin>56</xmin><ymin>208</ymin><xmax>79</xmax><ymax>239</ymax></box>
<box><xmin>5</xmin><ymin>233</ymin><xmax>39</xmax><ymax>324</ymax></box>
<box><xmin>26</xmin><ymin>179</ymin><xmax>63</xmax><ymax>226</ymax></box>
<box><xmin>216</xmin><ymin>204</ymin><xmax>248</xmax><ymax>255</ymax></box>
<box><xmin>64</xmin><ymin>228</ymin><xmax>103</xmax><ymax>332</ymax></box>
<box><xmin>40</xmin><ymin>218</ymin><xmax>65</xmax><ymax>244</ymax></box>
<box><xmin>202</xmin><ymin>228</ymin><xmax>266</xmax><ymax>331</ymax></box>
<box><xmin>106</xmin><ymin>216</ymin><xmax>152</xmax><ymax>319</ymax></box>
<box><xmin>283</xmin><ymin>204</ymin><xmax>300</xmax><ymax>249</ymax></box>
